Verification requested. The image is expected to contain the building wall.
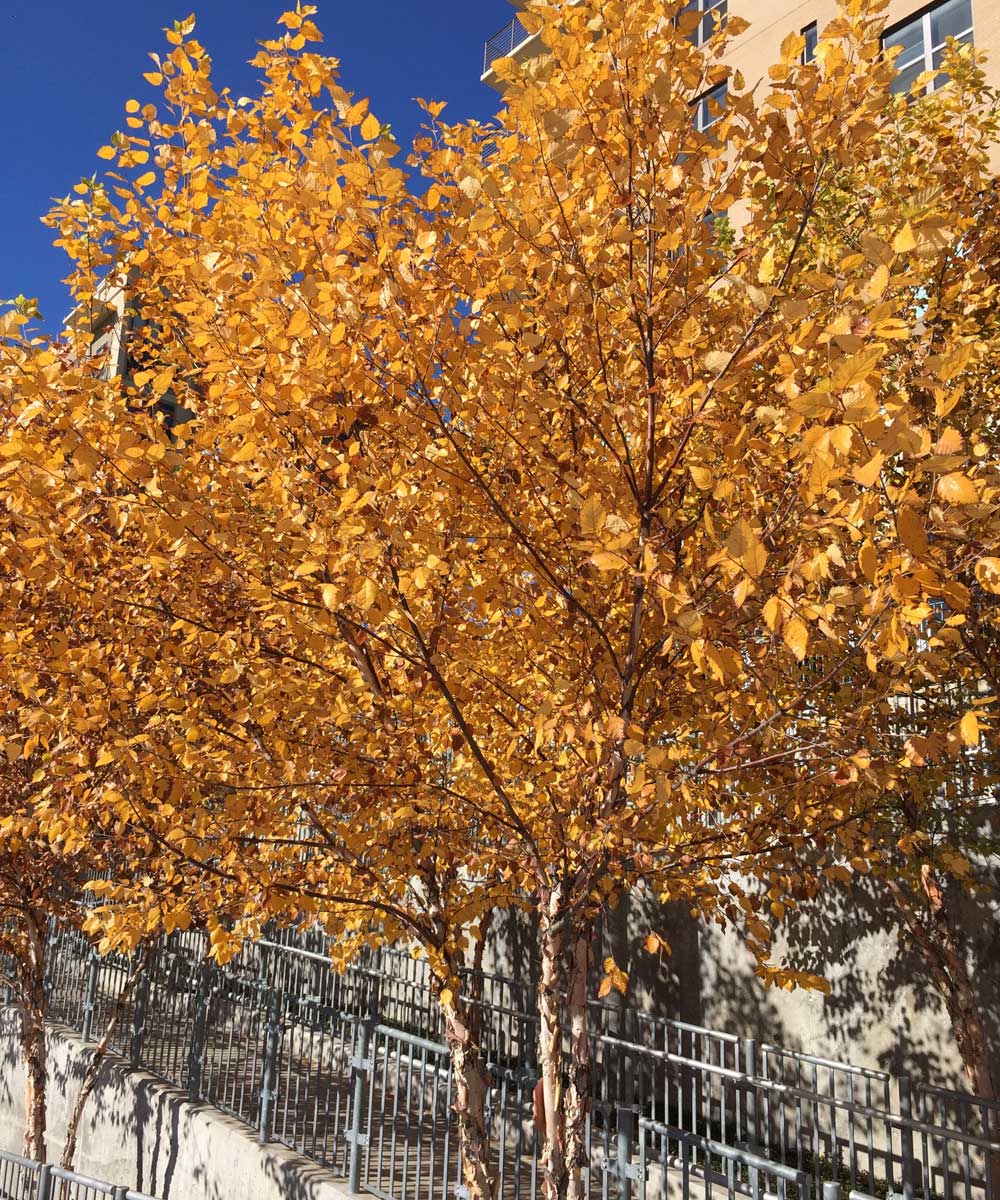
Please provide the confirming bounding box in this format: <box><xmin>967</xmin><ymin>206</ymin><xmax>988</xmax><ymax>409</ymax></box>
<box><xmin>479</xmin><ymin>876</ymin><xmax>1000</xmax><ymax>1091</ymax></box>
<box><xmin>489</xmin><ymin>0</ymin><xmax>1000</xmax><ymax>100</ymax></box>
<box><xmin>725</xmin><ymin>0</ymin><xmax>1000</xmax><ymax>94</ymax></box>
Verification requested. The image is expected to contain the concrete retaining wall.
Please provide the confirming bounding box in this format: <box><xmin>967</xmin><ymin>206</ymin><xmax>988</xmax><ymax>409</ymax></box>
<box><xmin>0</xmin><ymin>1009</ymin><xmax>351</xmax><ymax>1200</ymax></box>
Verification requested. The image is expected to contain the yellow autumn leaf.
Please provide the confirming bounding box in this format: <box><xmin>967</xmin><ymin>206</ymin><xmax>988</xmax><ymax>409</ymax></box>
<box><xmin>361</xmin><ymin>113</ymin><xmax>382</xmax><ymax>140</ymax></box>
<box><xmin>286</xmin><ymin>309</ymin><xmax>310</xmax><ymax>338</ymax></box>
<box><xmin>726</xmin><ymin>519</ymin><xmax>768</xmax><ymax>578</ymax></box>
<box><xmin>974</xmin><ymin>558</ymin><xmax>1000</xmax><ymax>594</ymax></box>
<box><xmin>579</xmin><ymin>493</ymin><xmax>606</xmax><ymax>536</ymax></box>
<box><xmin>763</xmin><ymin>595</ymin><xmax>782</xmax><ymax>631</ymax></box>
<box><xmin>858</xmin><ymin>541</ymin><xmax>878</xmax><ymax>584</ymax></box>
<box><xmin>896</xmin><ymin>507</ymin><xmax>929</xmax><ymax>558</ymax></box>
<box><xmin>758</xmin><ymin>248</ymin><xmax>777</xmax><ymax>284</ymax></box>
<box><xmin>936</xmin><ymin>473</ymin><xmax>978</xmax><ymax>505</ymax></box>
<box><xmin>959</xmin><ymin>711</ymin><xmax>980</xmax><ymax>747</ymax></box>
<box><xmin>782</xmin><ymin>617</ymin><xmax>809</xmax><ymax>662</ymax></box>
<box><xmin>853</xmin><ymin>453</ymin><xmax>884</xmax><ymax>489</ymax></box>
<box><xmin>892</xmin><ymin>222</ymin><xmax>916</xmax><ymax>253</ymax></box>
<box><xmin>689</xmin><ymin>464</ymin><xmax>714</xmax><ymax>490</ymax></box>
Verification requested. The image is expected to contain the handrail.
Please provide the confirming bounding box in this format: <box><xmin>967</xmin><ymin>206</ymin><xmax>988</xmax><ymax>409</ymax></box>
<box><xmin>482</xmin><ymin>15</ymin><xmax>533</xmax><ymax>76</ymax></box>
<box><xmin>0</xmin><ymin>1148</ymin><xmax>160</xmax><ymax>1200</ymax></box>
<box><xmin>640</xmin><ymin>1119</ymin><xmax>814</xmax><ymax>1189</ymax></box>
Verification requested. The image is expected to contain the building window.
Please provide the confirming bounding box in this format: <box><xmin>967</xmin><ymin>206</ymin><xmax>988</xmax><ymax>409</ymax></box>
<box><xmin>693</xmin><ymin>81</ymin><xmax>727</xmax><ymax>133</ymax></box>
<box><xmin>882</xmin><ymin>0</ymin><xmax>973</xmax><ymax>96</ymax></box>
<box><xmin>679</xmin><ymin>0</ymin><xmax>727</xmax><ymax>47</ymax></box>
<box><xmin>802</xmin><ymin>21</ymin><xmax>818</xmax><ymax>64</ymax></box>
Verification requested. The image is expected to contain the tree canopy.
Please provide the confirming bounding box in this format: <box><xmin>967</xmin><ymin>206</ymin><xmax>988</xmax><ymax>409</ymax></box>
<box><xmin>1</xmin><ymin>0</ymin><xmax>998</xmax><ymax>1194</ymax></box>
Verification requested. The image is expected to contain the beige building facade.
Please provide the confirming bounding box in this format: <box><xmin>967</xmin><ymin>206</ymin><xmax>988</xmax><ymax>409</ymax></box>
<box><xmin>484</xmin><ymin>0</ymin><xmax>1000</xmax><ymax>100</ymax></box>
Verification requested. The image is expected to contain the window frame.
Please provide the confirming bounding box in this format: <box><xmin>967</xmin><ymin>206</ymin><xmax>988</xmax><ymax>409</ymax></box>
<box><xmin>801</xmin><ymin>21</ymin><xmax>818</xmax><ymax>65</ymax></box>
<box><xmin>881</xmin><ymin>0</ymin><xmax>974</xmax><ymax>96</ymax></box>
<box><xmin>692</xmin><ymin>80</ymin><xmax>728</xmax><ymax>134</ymax></box>
<box><xmin>679</xmin><ymin>0</ymin><xmax>728</xmax><ymax>48</ymax></box>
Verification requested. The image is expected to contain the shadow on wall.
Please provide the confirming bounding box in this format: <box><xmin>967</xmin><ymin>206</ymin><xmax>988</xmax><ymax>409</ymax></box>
<box><xmin>0</xmin><ymin>1009</ymin><xmax>16</xmax><ymax>1113</ymax></box>
<box><xmin>36</xmin><ymin>1031</ymin><xmax>185</xmax><ymax>1197</ymax></box>
<box><xmin>481</xmin><ymin>872</ymin><xmax>999</xmax><ymax>1088</ymax></box>
<box><xmin>0</xmin><ymin>1017</ymin><xmax>346</xmax><ymax>1200</ymax></box>
<box><xmin>611</xmin><ymin>873</ymin><xmax>999</xmax><ymax>1088</ymax></box>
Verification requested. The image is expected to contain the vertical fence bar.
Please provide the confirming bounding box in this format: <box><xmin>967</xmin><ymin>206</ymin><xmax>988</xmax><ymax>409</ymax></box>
<box><xmin>617</xmin><ymin>1042</ymin><xmax>635</xmax><ymax>1200</ymax></box>
<box><xmin>80</xmin><ymin>954</ymin><xmax>100</xmax><ymax>1042</ymax></box>
<box><xmin>35</xmin><ymin>1162</ymin><xmax>52</xmax><ymax>1200</ymax></box>
<box><xmin>899</xmin><ymin>1075</ymin><xmax>917</xmax><ymax>1200</ymax></box>
<box><xmin>744</xmin><ymin>1039</ymin><xmax>758</xmax><ymax>1151</ymax></box>
<box><xmin>258</xmin><ymin>987</ymin><xmax>281</xmax><ymax>1145</ymax></box>
<box><xmin>130</xmin><ymin>966</ymin><xmax>151</xmax><ymax>1067</ymax></box>
<box><xmin>187</xmin><ymin>960</ymin><xmax>212</xmax><ymax>1101</ymax></box>
<box><xmin>348</xmin><ymin>1017</ymin><xmax>372</xmax><ymax>1194</ymax></box>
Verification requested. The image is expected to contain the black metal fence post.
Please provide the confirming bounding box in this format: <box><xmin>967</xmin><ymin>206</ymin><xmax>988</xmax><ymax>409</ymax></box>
<box><xmin>258</xmin><ymin>987</ymin><xmax>281</xmax><ymax>1145</ymax></box>
<box><xmin>744</xmin><ymin>1037</ymin><xmax>758</xmax><ymax>1151</ymax></box>
<box><xmin>898</xmin><ymin>1074</ymin><xmax>917</xmax><ymax>1200</ymax></box>
<box><xmin>35</xmin><ymin>1163</ymin><xmax>52</xmax><ymax>1200</ymax></box>
<box><xmin>130</xmin><ymin>959</ymin><xmax>151</xmax><ymax>1067</ymax></box>
<box><xmin>347</xmin><ymin>1015</ymin><xmax>372</xmax><ymax>1193</ymax></box>
<box><xmin>187</xmin><ymin>960</ymin><xmax>212</xmax><ymax>1101</ymax></box>
<box><xmin>80</xmin><ymin>954</ymin><xmax>100</xmax><ymax>1042</ymax></box>
<box><xmin>42</xmin><ymin>923</ymin><xmax>59</xmax><ymax>996</ymax></box>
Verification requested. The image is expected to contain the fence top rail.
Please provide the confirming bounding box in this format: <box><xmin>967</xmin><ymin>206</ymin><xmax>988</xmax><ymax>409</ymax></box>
<box><xmin>375</xmin><ymin>1022</ymin><xmax>451</xmax><ymax>1058</ymax></box>
<box><xmin>255</xmin><ymin>937</ymin><xmax>339</xmax><ymax>967</ymax></box>
<box><xmin>759</xmin><ymin>1043</ymin><xmax>892</xmax><ymax>1082</ymax></box>
<box><xmin>50</xmin><ymin>1166</ymin><xmax>116</xmax><ymax>1194</ymax></box>
<box><xmin>595</xmin><ymin>1030</ymin><xmax>747</xmax><ymax>1081</ymax></box>
<box><xmin>0</xmin><ymin>1148</ymin><xmax>38</xmax><ymax>1171</ymax></box>
<box><xmin>916</xmin><ymin>1079</ymin><xmax>1000</xmax><ymax>1112</ymax></box>
<box><xmin>752</xmin><ymin>1078</ymin><xmax>1000</xmax><ymax>1154</ymax></box>
<box><xmin>625</xmin><ymin>1009</ymin><xmax>743</xmax><ymax>1043</ymax></box>
<box><xmin>639</xmin><ymin>1119</ymin><xmax>813</xmax><ymax>1188</ymax></box>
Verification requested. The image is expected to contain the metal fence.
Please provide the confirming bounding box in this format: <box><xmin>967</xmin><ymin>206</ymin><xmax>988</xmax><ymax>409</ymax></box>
<box><xmin>3</xmin><ymin>924</ymin><xmax>998</xmax><ymax>1200</ymax></box>
<box><xmin>482</xmin><ymin>16</ymin><xmax>533</xmax><ymax>76</ymax></box>
<box><xmin>0</xmin><ymin>1147</ymin><xmax>158</xmax><ymax>1200</ymax></box>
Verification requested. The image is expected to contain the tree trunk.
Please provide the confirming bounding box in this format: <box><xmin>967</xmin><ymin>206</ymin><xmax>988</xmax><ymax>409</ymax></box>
<box><xmin>442</xmin><ymin>988</ymin><xmax>498</xmax><ymax>1200</ymax></box>
<box><xmin>886</xmin><ymin>871</ymin><xmax>1000</xmax><ymax>1197</ymax></box>
<box><xmin>21</xmin><ymin>912</ymin><xmax>48</xmax><ymax>1163</ymax></box>
<box><xmin>538</xmin><ymin>887</ymin><xmax>593</xmax><ymax>1200</ymax></box>
<box><xmin>61</xmin><ymin>951</ymin><xmax>150</xmax><ymax>1171</ymax></box>
<box><xmin>564</xmin><ymin>932</ymin><xmax>591</xmax><ymax>1200</ymax></box>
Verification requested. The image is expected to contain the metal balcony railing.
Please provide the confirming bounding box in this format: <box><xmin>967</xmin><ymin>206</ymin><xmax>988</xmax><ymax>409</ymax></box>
<box><xmin>482</xmin><ymin>15</ymin><xmax>533</xmax><ymax>77</ymax></box>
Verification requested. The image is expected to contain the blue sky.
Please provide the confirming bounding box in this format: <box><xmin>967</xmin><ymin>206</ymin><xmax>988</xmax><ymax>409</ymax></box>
<box><xmin>0</xmin><ymin>0</ymin><xmax>513</xmax><ymax>330</ymax></box>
